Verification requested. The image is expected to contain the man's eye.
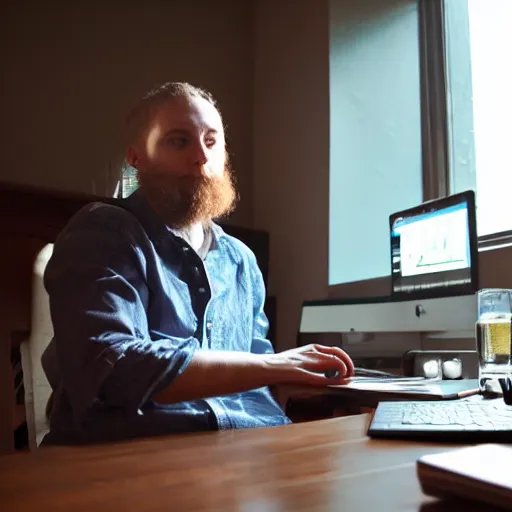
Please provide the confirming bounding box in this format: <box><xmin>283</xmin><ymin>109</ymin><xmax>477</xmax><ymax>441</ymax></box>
<box><xmin>205</xmin><ymin>138</ymin><xmax>216</xmax><ymax>148</ymax></box>
<box><xmin>167</xmin><ymin>137</ymin><xmax>187</xmax><ymax>148</ymax></box>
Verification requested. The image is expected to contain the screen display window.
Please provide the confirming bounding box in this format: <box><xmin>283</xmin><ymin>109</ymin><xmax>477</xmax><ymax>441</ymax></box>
<box><xmin>391</xmin><ymin>201</ymin><xmax>472</xmax><ymax>294</ymax></box>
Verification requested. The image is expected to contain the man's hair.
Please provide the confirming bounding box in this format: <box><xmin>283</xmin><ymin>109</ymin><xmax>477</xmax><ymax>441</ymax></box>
<box><xmin>125</xmin><ymin>82</ymin><xmax>219</xmax><ymax>147</ymax></box>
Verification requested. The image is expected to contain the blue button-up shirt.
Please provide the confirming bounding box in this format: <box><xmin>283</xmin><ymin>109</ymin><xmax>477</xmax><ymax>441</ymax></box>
<box><xmin>41</xmin><ymin>190</ymin><xmax>290</xmax><ymax>445</ymax></box>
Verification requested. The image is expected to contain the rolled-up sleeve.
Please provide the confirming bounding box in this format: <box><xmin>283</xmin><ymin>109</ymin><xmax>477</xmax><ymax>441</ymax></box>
<box><xmin>45</xmin><ymin>211</ymin><xmax>198</xmax><ymax>420</ymax></box>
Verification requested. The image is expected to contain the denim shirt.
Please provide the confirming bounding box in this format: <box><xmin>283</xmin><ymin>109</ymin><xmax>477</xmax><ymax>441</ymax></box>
<box><xmin>41</xmin><ymin>190</ymin><xmax>290</xmax><ymax>445</ymax></box>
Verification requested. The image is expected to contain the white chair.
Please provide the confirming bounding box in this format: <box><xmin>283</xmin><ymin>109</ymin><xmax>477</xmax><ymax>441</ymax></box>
<box><xmin>19</xmin><ymin>243</ymin><xmax>54</xmax><ymax>450</ymax></box>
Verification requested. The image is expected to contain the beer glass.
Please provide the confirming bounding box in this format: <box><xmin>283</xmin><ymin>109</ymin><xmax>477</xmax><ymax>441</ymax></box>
<box><xmin>476</xmin><ymin>288</ymin><xmax>512</xmax><ymax>389</ymax></box>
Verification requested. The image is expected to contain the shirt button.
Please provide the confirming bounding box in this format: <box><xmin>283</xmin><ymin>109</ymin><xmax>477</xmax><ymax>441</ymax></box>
<box><xmin>198</xmin><ymin>287</ymin><xmax>207</xmax><ymax>293</ymax></box>
<box><xmin>182</xmin><ymin>246</ymin><xmax>190</xmax><ymax>253</ymax></box>
<box><xmin>206</xmin><ymin>321</ymin><xmax>213</xmax><ymax>330</ymax></box>
<box><xmin>193</xmin><ymin>267</ymin><xmax>201</xmax><ymax>277</ymax></box>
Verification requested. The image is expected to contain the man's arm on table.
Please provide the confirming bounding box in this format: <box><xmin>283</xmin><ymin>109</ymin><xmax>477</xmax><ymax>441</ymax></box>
<box><xmin>153</xmin><ymin>344</ymin><xmax>355</xmax><ymax>404</ymax></box>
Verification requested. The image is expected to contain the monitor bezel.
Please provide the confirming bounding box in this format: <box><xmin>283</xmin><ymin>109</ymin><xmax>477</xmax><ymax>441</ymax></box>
<box><xmin>389</xmin><ymin>190</ymin><xmax>479</xmax><ymax>301</ymax></box>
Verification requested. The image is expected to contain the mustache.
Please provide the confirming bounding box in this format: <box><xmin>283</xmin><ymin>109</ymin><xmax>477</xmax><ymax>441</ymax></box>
<box><xmin>137</xmin><ymin>172</ymin><xmax>214</xmax><ymax>198</ymax></box>
<box><xmin>140</xmin><ymin>170</ymin><xmax>221</xmax><ymax>186</ymax></box>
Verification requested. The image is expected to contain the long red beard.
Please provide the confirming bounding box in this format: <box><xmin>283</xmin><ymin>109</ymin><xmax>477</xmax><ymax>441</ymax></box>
<box><xmin>136</xmin><ymin>166</ymin><xmax>237</xmax><ymax>229</ymax></box>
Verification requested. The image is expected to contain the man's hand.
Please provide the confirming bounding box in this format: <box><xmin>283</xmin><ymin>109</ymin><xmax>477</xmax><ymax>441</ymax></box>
<box><xmin>263</xmin><ymin>344</ymin><xmax>355</xmax><ymax>386</ymax></box>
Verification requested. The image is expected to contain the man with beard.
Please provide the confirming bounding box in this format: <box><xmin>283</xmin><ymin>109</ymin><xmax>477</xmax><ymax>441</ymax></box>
<box><xmin>40</xmin><ymin>82</ymin><xmax>354</xmax><ymax>445</ymax></box>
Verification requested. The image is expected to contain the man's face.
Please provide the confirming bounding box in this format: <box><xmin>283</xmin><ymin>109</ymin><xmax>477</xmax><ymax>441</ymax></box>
<box><xmin>128</xmin><ymin>95</ymin><xmax>236</xmax><ymax>228</ymax></box>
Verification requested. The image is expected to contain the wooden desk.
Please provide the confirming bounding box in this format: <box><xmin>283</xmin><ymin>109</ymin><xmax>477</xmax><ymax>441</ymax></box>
<box><xmin>0</xmin><ymin>414</ymin><xmax>493</xmax><ymax>511</ymax></box>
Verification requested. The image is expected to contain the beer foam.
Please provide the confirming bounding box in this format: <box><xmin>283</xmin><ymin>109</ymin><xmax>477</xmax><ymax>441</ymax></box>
<box><xmin>479</xmin><ymin>312</ymin><xmax>512</xmax><ymax>322</ymax></box>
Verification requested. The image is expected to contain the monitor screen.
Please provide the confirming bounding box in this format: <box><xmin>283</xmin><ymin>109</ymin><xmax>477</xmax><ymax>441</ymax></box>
<box><xmin>390</xmin><ymin>191</ymin><xmax>478</xmax><ymax>299</ymax></box>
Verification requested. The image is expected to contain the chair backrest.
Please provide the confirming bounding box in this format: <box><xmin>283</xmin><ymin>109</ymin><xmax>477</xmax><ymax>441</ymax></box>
<box><xmin>20</xmin><ymin>243</ymin><xmax>54</xmax><ymax>450</ymax></box>
<box><xmin>0</xmin><ymin>183</ymin><xmax>91</xmax><ymax>452</ymax></box>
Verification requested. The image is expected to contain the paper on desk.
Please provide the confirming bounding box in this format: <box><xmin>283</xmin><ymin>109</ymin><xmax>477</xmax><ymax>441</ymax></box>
<box><xmin>327</xmin><ymin>378</ymin><xmax>480</xmax><ymax>400</ymax></box>
<box><xmin>329</xmin><ymin>378</ymin><xmax>439</xmax><ymax>393</ymax></box>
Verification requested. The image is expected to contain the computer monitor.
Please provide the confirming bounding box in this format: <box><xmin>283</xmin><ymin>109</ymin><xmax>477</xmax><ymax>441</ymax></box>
<box><xmin>390</xmin><ymin>190</ymin><xmax>478</xmax><ymax>300</ymax></box>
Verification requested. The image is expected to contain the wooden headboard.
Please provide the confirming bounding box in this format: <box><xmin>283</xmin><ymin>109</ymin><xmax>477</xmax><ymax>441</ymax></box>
<box><xmin>0</xmin><ymin>181</ymin><xmax>272</xmax><ymax>452</ymax></box>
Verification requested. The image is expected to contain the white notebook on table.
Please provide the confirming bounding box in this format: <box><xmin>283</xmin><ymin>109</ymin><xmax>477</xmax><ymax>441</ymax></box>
<box><xmin>417</xmin><ymin>444</ymin><xmax>512</xmax><ymax>510</ymax></box>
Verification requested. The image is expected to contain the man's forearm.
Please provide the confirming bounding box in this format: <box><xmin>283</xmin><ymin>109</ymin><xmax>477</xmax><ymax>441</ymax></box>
<box><xmin>153</xmin><ymin>350</ymin><xmax>275</xmax><ymax>404</ymax></box>
<box><xmin>152</xmin><ymin>343</ymin><xmax>355</xmax><ymax>404</ymax></box>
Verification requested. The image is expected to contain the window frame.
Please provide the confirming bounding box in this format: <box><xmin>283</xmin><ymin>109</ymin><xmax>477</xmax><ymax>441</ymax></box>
<box><xmin>418</xmin><ymin>0</ymin><xmax>450</xmax><ymax>202</ymax></box>
<box><xmin>420</xmin><ymin>0</ymin><xmax>512</xmax><ymax>249</ymax></box>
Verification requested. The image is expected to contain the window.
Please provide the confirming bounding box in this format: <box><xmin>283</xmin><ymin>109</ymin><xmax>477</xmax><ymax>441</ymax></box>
<box><xmin>119</xmin><ymin>165</ymin><xmax>139</xmax><ymax>198</ymax></box>
<box><xmin>444</xmin><ymin>0</ymin><xmax>512</xmax><ymax>239</ymax></box>
<box><xmin>328</xmin><ymin>0</ymin><xmax>423</xmax><ymax>285</ymax></box>
<box><xmin>328</xmin><ymin>0</ymin><xmax>512</xmax><ymax>293</ymax></box>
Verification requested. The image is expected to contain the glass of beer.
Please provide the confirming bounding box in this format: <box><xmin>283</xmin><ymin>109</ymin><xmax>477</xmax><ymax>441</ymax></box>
<box><xmin>476</xmin><ymin>288</ymin><xmax>512</xmax><ymax>390</ymax></box>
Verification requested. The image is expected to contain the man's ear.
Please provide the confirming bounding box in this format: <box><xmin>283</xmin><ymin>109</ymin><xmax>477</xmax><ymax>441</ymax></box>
<box><xmin>126</xmin><ymin>146</ymin><xmax>140</xmax><ymax>168</ymax></box>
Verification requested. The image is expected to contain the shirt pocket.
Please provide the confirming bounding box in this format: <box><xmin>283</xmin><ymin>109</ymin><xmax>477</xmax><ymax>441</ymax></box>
<box><xmin>148</xmin><ymin>270</ymin><xmax>198</xmax><ymax>340</ymax></box>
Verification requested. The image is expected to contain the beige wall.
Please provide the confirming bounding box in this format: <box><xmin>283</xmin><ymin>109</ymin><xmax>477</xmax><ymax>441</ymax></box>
<box><xmin>253</xmin><ymin>0</ymin><xmax>330</xmax><ymax>350</ymax></box>
<box><xmin>0</xmin><ymin>0</ymin><xmax>254</xmax><ymax>227</ymax></box>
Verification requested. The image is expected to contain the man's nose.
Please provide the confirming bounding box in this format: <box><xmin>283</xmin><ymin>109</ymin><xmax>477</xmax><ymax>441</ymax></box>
<box><xmin>192</xmin><ymin>140</ymin><xmax>208</xmax><ymax>167</ymax></box>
